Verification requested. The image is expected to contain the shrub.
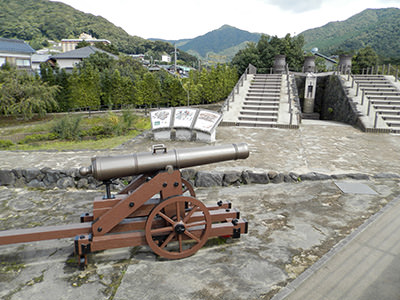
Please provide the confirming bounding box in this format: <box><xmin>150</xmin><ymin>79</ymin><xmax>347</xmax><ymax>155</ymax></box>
<box><xmin>18</xmin><ymin>133</ymin><xmax>58</xmax><ymax>144</ymax></box>
<box><xmin>0</xmin><ymin>139</ymin><xmax>15</xmax><ymax>149</ymax></box>
<box><xmin>51</xmin><ymin>115</ymin><xmax>82</xmax><ymax>140</ymax></box>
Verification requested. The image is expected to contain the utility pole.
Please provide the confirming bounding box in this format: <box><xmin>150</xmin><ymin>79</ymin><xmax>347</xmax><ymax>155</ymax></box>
<box><xmin>174</xmin><ymin>43</ymin><xmax>177</xmax><ymax>74</ymax></box>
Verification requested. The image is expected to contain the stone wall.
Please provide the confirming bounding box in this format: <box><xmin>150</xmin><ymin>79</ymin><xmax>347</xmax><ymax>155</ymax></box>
<box><xmin>320</xmin><ymin>75</ymin><xmax>359</xmax><ymax>125</ymax></box>
<box><xmin>1</xmin><ymin>167</ymin><xmax>396</xmax><ymax>190</ymax></box>
<box><xmin>295</xmin><ymin>75</ymin><xmax>360</xmax><ymax>126</ymax></box>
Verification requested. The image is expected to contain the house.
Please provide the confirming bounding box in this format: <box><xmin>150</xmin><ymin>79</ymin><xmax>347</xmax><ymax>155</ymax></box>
<box><xmin>311</xmin><ymin>48</ymin><xmax>338</xmax><ymax>71</ymax></box>
<box><xmin>61</xmin><ymin>33</ymin><xmax>111</xmax><ymax>52</ymax></box>
<box><xmin>161</xmin><ymin>53</ymin><xmax>171</xmax><ymax>63</ymax></box>
<box><xmin>31</xmin><ymin>54</ymin><xmax>51</xmax><ymax>71</ymax></box>
<box><xmin>49</xmin><ymin>46</ymin><xmax>118</xmax><ymax>72</ymax></box>
<box><xmin>0</xmin><ymin>38</ymin><xmax>35</xmax><ymax>69</ymax></box>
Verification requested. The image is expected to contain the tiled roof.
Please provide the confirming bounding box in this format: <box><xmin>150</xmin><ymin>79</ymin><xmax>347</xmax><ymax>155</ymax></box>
<box><xmin>0</xmin><ymin>38</ymin><xmax>35</xmax><ymax>54</ymax></box>
<box><xmin>51</xmin><ymin>46</ymin><xmax>118</xmax><ymax>60</ymax></box>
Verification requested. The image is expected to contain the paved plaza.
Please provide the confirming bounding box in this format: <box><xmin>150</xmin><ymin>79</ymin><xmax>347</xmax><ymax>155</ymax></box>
<box><xmin>1</xmin><ymin>121</ymin><xmax>400</xmax><ymax>299</ymax></box>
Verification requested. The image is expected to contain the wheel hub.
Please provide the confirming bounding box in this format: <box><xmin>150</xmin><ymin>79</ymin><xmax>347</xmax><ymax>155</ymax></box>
<box><xmin>174</xmin><ymin>223</ymin><xmax>186</xmax><ymax>234</ymax></box>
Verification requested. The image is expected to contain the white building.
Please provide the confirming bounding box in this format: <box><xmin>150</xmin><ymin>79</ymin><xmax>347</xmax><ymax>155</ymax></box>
<box><xmin>61</xmin><ymin>33</ymin><xmax>111</xmax><ymax>52</ymax></box>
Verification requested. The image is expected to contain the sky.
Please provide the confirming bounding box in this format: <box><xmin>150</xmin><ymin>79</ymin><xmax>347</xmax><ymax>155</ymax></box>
<box><xmin>53</xmin><ymin>0</ymin><xmax>400</xmax><ymax>40</ymax></box>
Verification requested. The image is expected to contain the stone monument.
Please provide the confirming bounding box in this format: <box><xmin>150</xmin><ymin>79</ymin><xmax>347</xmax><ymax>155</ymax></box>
<box><xmin>338</xmin><ymin>55</ymin><xmax>352</xmax><ymax>74</ymax></box>
<box><xmin>151</xmin><ymin>108</ymin><xmax>222</xmax><ymax>142</ymax></box>
<box><xmin>304</xmin><ymin>73</ymin><xmax>317</xmax><ymax>114</ymax></box>
<box><xmin>273</xmin><ymin>55</ymin><xmax>286</xmax><ymax>74</ymax></box>
<box><xmin>303</xmin><ymin>56</ymin><xmax>316</xmax><ymax>73</ymax></box>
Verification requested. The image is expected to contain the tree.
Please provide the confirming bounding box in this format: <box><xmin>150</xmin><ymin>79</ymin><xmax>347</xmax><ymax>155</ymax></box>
<box><xmin>352</xmin><ymin>46</ymin><xmax>379</xmax><ymax>74</ymax></box>
<box><xmin>135</xmin><ymin>72</ymin><xmax>161</xmax><ymax>108</ymax></box>
<box><xmin>231</xmin><ymin>34</ymin><xmax>305</xmax><ymax>74</ymax></box>
<box><xmin>68</xmin><ymin>65</ymin><xmax>101</xmax><ymax>109</ymax></box>
<box><xmin>0</xmin><ymin>67</ymin><xmax>58</xmax><ymax>119</ymax></box>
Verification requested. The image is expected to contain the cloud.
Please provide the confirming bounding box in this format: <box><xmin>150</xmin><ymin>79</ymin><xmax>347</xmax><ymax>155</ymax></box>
<box><xmin>265</xmin><ymin>0</ymin><xmax>324</xmax><ymax>13</ymax></box>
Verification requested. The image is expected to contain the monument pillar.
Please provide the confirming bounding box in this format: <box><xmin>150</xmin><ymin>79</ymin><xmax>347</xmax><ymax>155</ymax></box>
<box><xmin>303</xmin><ymin>56</ymin><xmax>316</xmax><ymax>73</ymax></box>
<box><xmin>273</xmin><ymin>55</ymin><xmax>286</xmax><ymax>74</ymax></box>
<box><xmin>338</xmin><ymin>55</ymin><xmax>352</xmax><ymax>74</ymax></box>
<box><xmin>303</xmin><ymin>73</ymin><xmax>317</xmax><ymax>114</ymax></box>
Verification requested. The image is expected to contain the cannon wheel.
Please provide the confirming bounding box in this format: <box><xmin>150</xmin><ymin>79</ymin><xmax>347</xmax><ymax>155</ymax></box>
<box><xmin>181</xmin><ymin>178</ymin><xmax>195</xmax><ymax>197</ymax></box>
<box><xmin>145</xmin><ymin>195</ymin><xmax>211</xmax><ymax>259</ymax></box>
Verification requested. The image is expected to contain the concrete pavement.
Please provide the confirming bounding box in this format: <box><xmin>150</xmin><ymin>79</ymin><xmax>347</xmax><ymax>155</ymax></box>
<box><xmin>274</xmin><ymin>193</ymin><xmax>400</xmax><ymax>300</ymax></box>
<box><xmin>1</xmin><ymin>121</ymin><xmax>400</xmax><ymax>299</ymax></box>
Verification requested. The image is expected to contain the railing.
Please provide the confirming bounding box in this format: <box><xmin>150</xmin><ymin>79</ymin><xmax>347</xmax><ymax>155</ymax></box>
<box><xmin>286</xmin><ymin>70</ymin><xmax>302</xmax><ymax>126</ymax></box>
<box><xmin>361</xmin><ymin>64</ymin><xmax>399</xmax><ymax>82</ymax></box>
<box><xmin>221</xmin><ymin>64</ymin><xmax>257</xmax><ymax>112</ymax></box>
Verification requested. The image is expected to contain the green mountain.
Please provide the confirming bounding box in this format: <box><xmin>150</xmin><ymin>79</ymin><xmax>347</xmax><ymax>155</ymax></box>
<box><xmin>301</xmin><ymin>8</ymin><xmax>400</xmax><ymax>59</ymax></box>
<box><xmin>151</xmin><ymin>25</ymin><xmax>263</xmax><ymax>62</ymax></box>
<box><xmin>0</xmin><ymin>0</ymin><xmax>196</xmax><ymax>63</ymax></box>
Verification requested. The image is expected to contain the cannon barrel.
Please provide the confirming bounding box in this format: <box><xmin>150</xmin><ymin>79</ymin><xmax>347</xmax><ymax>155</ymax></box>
<box><xmin>80</xmin><ymin>143</ymin><xmax>249</xmax><ymax>181</ymax></box>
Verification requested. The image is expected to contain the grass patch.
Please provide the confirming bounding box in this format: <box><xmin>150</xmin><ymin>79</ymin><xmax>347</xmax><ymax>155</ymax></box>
<box><xmin>0</xmin><ymin>112</ymin><xmax>150</xmax><ymax>150</ymax></box>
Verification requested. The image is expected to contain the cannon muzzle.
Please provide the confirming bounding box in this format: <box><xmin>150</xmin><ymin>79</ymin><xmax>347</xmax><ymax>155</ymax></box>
<box><xmin>80</xmin><ymin>143</ymin><xmax>249</xmax><ymax>181</ymax></box>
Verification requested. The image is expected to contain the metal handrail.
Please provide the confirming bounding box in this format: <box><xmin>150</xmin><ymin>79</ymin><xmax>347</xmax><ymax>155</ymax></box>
<box><xmin>222</xmin><ymin>64</ymin><xmax>257</xmax><ymax>112</ymax></box>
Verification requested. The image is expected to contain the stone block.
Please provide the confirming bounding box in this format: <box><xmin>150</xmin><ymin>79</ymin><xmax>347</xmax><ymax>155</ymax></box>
<box><xmin>195</xmin><ymin>171</ymin><xmax>224</xmax><ymax>187</ymax></box>
<box><xmin>181</xmin><ymin>168</ymin><xmax>197</xmax><ymax>181</ymax></box>
<box><xmin>22</xmin><ymin>168</ymin><xmax>41</xmax><ymax>182</ymax></box>
<box><xmin>223</xmin><ymin>171</ymin><xmax>242</xmax><ymax>186</ymax></box>
<box><xmin>299</xmin><ymin>172</ymin><xmax>331</xmax><ymax>181</ymax></box>
<box><xmin>0</xmin><ymin>170</ymin><xmax>15</xmax><ymax>186</ymax></box>
<box><xmin>57</xmin><ymin>177</ymin><xmax>75</xmax><ymax>189</ymax></box>
<box><xmin>268</xmin><ymin>171</ymin><xmax>284</xmax><ymax>184</ymax></box>
<box><xmin>242</xmin><ymin>171</ymin><xmax>270</xmax><ymax>184</ymax></box>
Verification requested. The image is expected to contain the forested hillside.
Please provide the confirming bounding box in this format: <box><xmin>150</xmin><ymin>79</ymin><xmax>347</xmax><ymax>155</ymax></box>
<box><xmin>0</xmin><ymin>0</ymin><xmax>196</xmax><ymax>64</ymax></box>
<box><xmin>301</xmin><ymin>8</ymin><xmax>400</xmax><ymax>61</ymax></box>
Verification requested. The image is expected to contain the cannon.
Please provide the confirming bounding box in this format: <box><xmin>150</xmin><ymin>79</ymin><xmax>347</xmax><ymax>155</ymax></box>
<box><xmin>0</xmin><ymin>143</ymin><xmax>249</xmax><ymax>268</ymax></box>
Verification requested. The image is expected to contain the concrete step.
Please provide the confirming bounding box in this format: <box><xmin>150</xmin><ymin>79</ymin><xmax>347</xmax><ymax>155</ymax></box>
<box><xmin>235</xmin><ymin>120</ymin><xmax>278</xmax><ymax>127</ymax></box>
<box><xmin>243</xmin><ymin>100</ymin><xmax>279</xmax><ymax>106</ymax></box>
<box><xmin>242</xmin><ymin>105</ymin><xmax>279</xmax><ymax>111</ymax></box>
<box><xmin>377</xmin><ymin>110</ymin><xmax>400</xmax><ymax>116</ymax></box>
<box><xmin>247</xmin><ymin>93</ymin><xmax>280</xmax><ymax>97</ymax></box>
<box><xmin>365</xmin><ymin>92</ymin><xmax>400</xmax><ymax>97</ymax></box>
<box><xmin>359</xmin><ymin>84</ymin><xmax>393</xmax><ymax>89</ymax></box>
<box><xmin>249</xmin><ymin>87</ymin><xmax>281</xmax><ymax>92</ymax></box>
<box><xmin>238</xmin><ymin>115</ymin><xmax>278</xmax><ymax>122</ymax></box>
<box><xmin>367</xmin><ymin>96</ymin><xmax>400</xmax><ymax>101</ymax></box>
<box><xmin>373</xmin><ymin>104</ymin><xmax>400</xmax><ymax>110</ymax></box>
<box><xmin>382</xmin><ymin>116</ymin><xmax>400</xmax><ymax>121</ymax></box>
<box><xmin>371</xmin><ymin>100</ymin><xmax>400</xmax><ymax>106</ymax></box>
<box><xmin>251</xmin><ymin>84</ymin><xmax>281</xmax><ymax>88</ymax></box>
<box><xmin>362</xmin><ymin>88</ymin><xmax>399</xmax><ymax>93</ymax></box>
<box><xmin>353</xmin><ymin>75</ymin><xmax>386</xmax><ymax>80</ymax></box>
<box><xmin>239</xmin><ymin>110</ymin><xmax>278</xmax><ymax>117</ymax></box>
<box><xmin>386</xmin><ymin>122</ymin><xmax>400</xmax><ymax>128</ymax></box>
<box><xmin>245</xmin><ymin>96</ymin><xmax>280</xmax><ymax>101</ymax></box>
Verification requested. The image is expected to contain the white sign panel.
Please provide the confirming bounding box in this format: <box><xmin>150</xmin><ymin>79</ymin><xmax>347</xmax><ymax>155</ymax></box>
<box><xmin>151</xmin><ymin>109</ymin><xmax>173</xmax><ymax>130</ymax></box>
<box><xmin>173</xmin><ymin>108</ymin><xmax>197</xmax><ymax>128</ymax></box>
<box><xmin>193</xmin><ymin>110</ymin><xmax>221</xmax><ymax>133</ymax></box>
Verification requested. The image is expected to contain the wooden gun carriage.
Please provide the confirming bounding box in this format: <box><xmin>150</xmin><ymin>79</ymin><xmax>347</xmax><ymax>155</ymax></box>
<box><xmin>0</xmin><ymin>143</ymin><xmax>249</xmax><ymax>268</ymax></box>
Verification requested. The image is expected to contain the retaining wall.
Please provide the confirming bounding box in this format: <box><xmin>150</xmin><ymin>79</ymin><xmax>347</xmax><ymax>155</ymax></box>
<box><xmin>0</xmin><ymin>167</ymin><xmax>398</xmax><ymax>190</ymax></box>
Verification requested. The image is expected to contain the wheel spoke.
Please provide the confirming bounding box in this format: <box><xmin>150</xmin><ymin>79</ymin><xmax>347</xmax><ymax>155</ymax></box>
<box><xmin>176</xmin><ymin>201</ymin><xmax>181</xmax><ymax>222</ymax></box>
<box><xmin>158</xmin><ymin>211</ymin><xmax>175</xmax><ymax>225</ymax></box>
<box><xmin>151</xmin><ymin>226</ymin><xmax>173</xmax><ymax>235</ymax></box>
<box><xmin>183</xmin><ymin>206</ymin><xmax>200</xmax><ymax>223</ymax></box>
<box><xmin>160</xmin><ymin>232</ymin><xmax>176</xmax><ymax>249</ymax></box>
<box><xmin>178</xmin><ymin>234</ymin><xmax>183</xmax><ymax>252</ymax></box>
<box><xmin>186</xmin><ymin>220</ymin><xmax>207</xmax><ymax>229</ymax></box>
<box><xmin>184</xmin><ymin>230</ymin><xmax>201</xmax><ymax>243</ymax></box>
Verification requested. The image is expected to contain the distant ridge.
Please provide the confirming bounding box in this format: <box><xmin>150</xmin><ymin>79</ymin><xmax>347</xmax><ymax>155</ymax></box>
<box><xmin>300</xmin><ymin>8</ymin><xmax>400</xmax><ymax>59</ymax></box>
<box><xmin>151</xmin><ymin>25</ymin><xmax>263</xmax><ymax>62</ymax></box>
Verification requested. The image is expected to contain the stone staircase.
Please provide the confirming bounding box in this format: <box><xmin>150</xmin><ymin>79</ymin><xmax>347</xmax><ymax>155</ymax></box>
<box><xmin>350</xmin><ymin>75</ymin><xmax>400</xmax><ymax>132</ymax></box>
<box><xmin>221</xmin><ymin>73</ymin><xmax>299</xmax><ymax>128</ymax></box>
<box><xmin>238</xmin><ymin>74</ymin><xmax>282</xmax><ymax>127</ymax></box>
